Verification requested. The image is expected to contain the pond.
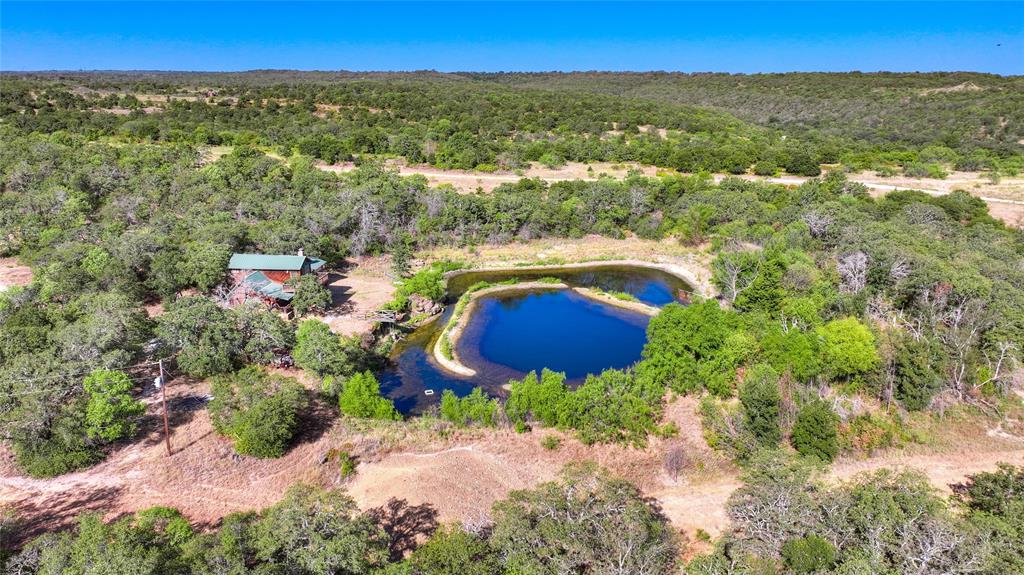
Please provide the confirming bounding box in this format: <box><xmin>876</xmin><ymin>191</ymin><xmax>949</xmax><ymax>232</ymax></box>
<box><xmin>377</xmin><ymin>264</ymin><xmax>691</xmax><ymax>413</ymax></box>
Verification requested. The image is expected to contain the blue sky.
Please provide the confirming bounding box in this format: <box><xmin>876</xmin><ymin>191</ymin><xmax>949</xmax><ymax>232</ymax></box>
<box><xmin>1</xmin><ymin>1</ymin><xmax>1021</xmax><ymax>73</ymax></box>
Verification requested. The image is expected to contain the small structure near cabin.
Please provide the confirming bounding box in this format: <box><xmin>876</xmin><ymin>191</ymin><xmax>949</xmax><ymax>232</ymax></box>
<box><xmin>226</xmin><ymin>251</ymin><xmax>328</xmax><ymax>308</ymax></box>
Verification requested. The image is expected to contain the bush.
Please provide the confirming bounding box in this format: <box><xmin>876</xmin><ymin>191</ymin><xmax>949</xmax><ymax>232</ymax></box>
<box><xmin>294</xmin><ymin>319</ymin><xmax>367</xmax><ymax>378</ymax></box>
<box><xmin>338</xmin><ymin>371</ymin><xmax>401</xmax><ymax>420</ymax></box>
<box><xmin>14</xmin><ymin>431</ymin><xmax>102</xmax><ymax>479</ymax></box>
<box><xmin>781</xmin><ymin>534</ymin><xmax>837</xmax><ymax>573</ymax></box>
<box><xmin>753</xmin><ymin>160</ymin><xmax>778</xmax><ymax>176</ymax></box>
<box><xmin>507</xmin><ymin>368</ymin><xmax>664</xmax><ymax>447</ymax></box>
<box><xmin>791</xmin><ymin>400</ymin><xmax>840</xmax><ymax>462</ymax></box>
<box><xmin>541</xmin><ymin>435</ymin><xmax>562</xmax><ymax>450</ymax></box>
<box><xmin>388</xmin><ymin>260</ymin><xmax>464</xmax><ymax>310</ymax></box>
<box><xmin>209</xmin><ymin>367</ymin><xmax>307</xmax><ymax>458</ymax></box>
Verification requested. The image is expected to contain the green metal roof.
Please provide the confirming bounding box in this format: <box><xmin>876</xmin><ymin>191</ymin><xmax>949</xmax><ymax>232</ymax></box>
<box><xmin>239</xmin><ymin>271</ymin><xmax>295</xmax><ymax>301</ymax></box>
<box><xmin>229</xmin><ymin>253</ymin><xmax>311</xmax><ymax>271</ymax></box>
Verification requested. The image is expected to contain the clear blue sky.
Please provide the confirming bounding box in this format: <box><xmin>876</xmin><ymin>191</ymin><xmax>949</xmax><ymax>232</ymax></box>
<box><xmin>2</xmin><ymin>1</ymin><xmax>1021</xmax><ymax>73</ymax></box>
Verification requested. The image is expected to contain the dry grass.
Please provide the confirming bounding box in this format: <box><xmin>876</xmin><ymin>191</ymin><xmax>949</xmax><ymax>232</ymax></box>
<box><xmin>0</xmin><ymin>258</ymin><xmax>32</xmax><ymax>291</ymax></box>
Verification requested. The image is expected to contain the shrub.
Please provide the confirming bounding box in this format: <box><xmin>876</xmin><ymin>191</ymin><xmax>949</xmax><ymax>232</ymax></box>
<box><xmin>388</xmin><ymin>260</ymin><xmax>464</xmax><ymax>310</ymax></box>
<box><xmin>14</xmin><ymin>431</ymin><xmax>102</xmax><ymax>479</ymax></box>
<box><xmin>294</xmin><ymin>319</ymin><xmax>366</xmax><ymax>378</ymax></box>
<box><xmin>753</xmin><ymin>160</ymin><xmax>778</xmax><ymax>176</ymax></box>
<box><xmin>541</xmin><ymin>435</ymin><xmax>562</xmax><ymax>450</ymax></box>
<box><xmin>781</xmin><ymin>534</ymin><xmax>837</xmax><ymax>573</ymax></box>
<box><xmin>663</xmin><ymin>441</ymin><xmax>688</xmax><ymax>480</ymax></box>
<box><xmin>791</xmin><ymin>400</ymin><xmax>840</xmax><ymax>463</ymax></box>
<box><xmin>209</xmin><ymin>367</ymin><xmax>307</xmax><ymax>458</ymax></box>
<box><xmin>338</xmin><ymin>371</ymin><xmax>401</xmax><ymax>421</ymax></box>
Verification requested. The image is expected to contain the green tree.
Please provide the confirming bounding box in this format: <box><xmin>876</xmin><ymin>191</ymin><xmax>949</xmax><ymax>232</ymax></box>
<box><xmin>293</xmin><ymin>319</ymin><xmax>349</xmax><ymax>376</ymax></box>
<box><xmin>738</xmin><ymin>364</ymin><xmax>781</xmax><ymax>447</ymax></box>
<box><xmin>289</xmin><ymin>274</ymin><xmax>332</xmax><ymax>317</ymax></box>
<box><xmin>209</xmin><ymin>367</ymin><xmax>307</xmax><ymax>458</ymax></box>
<box><xmin>506</xmin><ymin>369</ymin><xmax>570</xmax><ymax>429</ymax></box>
<box><xmin>490</xmin><ymin>464</ymin><xmax>677</xmax><ymax>575</ymax></box>
<box><xmin>156</xmin><ymin>296</ymin><xmax>242</xmax><ymax>377</ymax></box>
<box><xmin>249</xmin><ymin>484</ymin><xmax>390</xmax><ymax>574</ymax></box>
<box><xmin>406</xmin><ymin>525</ymin><xmax>499</xmax><ymax>575</ymax></box>
<box><xmin>891</xmin><ymin>335</ymin><xmax>942</xmax><ymax>411</ymax></box>
<box><xmin>791</xmin><ymin>399</ymin><xmax>840</xmax><ymax>462</ymax></box>
<box><xmin>816</xmin><ymin>317</ymin><xmax>879</xmax><ymax>379</ymax></box>
<box><xmin>338</xmin><ymin>371</ymin><xmax>401</xmax><ymax>421</ymax></box>
<box><xmin>83</xmin><ymin>369</ymin><xmax>145</xmax><ymax>443</ymax></box>
<box><xmin>181</xmin><ymin>241</ymin><xmax>231</xmax><ymax>292</ymax></box>
<box><xmin>439</xmin><ymin>388</ymin><xmax>498</xmax><ymax>427</ymax></box>
<box><xmin>637</xmin><ymin>301</ymin><xmax>737</xmax><ymax>395</ymax></box>
<box><xmin>235</xmin><ymin>301</ymin><xmax>295</xmax><ymax>364</ymax></box>
<box><xmin>781</xmin><ymin>535</ymin><xmax>837</xmax><ymax>573</ymax></box>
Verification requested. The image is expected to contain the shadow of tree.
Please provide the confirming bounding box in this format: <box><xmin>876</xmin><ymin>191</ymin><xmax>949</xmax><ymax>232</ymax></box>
<box><xmin>4</xmin><ymin>485</ymin><xmax>125</xmax><ymax>550</ymax></box>
<box><xmin>292</xmin><ymin>391</ymin><xmax>336</xmax><ymax>447</ymax></box>
<box><xmin>135</xmin><ymin>391</ymin><xmax>208</xmax><ymax>450</ymax></box>
<box><xmin>368</xmin><ymin>498</ymin><xmax>439</xmax><ymax>561</ymax></box>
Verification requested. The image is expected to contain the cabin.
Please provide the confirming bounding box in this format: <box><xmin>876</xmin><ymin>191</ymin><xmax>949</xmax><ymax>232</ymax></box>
<box><xmin>226</xmin><ymin>251</ymin><xmax>328</xmax><ymax>308</ymax></box>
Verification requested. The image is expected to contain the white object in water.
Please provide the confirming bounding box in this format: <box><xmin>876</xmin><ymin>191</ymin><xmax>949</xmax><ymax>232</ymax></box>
<box><xmin>424</xmin><ymin>389</ymin><xmax>435</xmax><ymax>396</ymax></box>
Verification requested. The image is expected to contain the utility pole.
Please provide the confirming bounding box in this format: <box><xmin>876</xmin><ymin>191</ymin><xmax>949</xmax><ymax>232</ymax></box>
<box><xmin>156</xmin><ymin>360</ymin><xmax>171</xmax><ymax>456</ymax></box>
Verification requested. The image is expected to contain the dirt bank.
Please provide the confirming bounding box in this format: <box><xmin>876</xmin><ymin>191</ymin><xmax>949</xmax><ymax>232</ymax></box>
<box><xmin>570</xmin><ymin>287</ymin><xmax>660</xmax><ymax>316</ymax></box>
<box><xmin>448</xmin><ymin>258</ymin><xmax>714</xmax><ymax>299</ymax></box>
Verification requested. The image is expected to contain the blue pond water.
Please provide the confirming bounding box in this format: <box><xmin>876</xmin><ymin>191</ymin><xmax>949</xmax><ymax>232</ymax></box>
<box><xmin>377</xmin><ymin>265</ymin><xmax>690</xmax><ymax>413</ymax></box>
<box><xmin>458</xmin><ymin>290</ymin><xmax>649</xmax><ymax>382</ymax></box>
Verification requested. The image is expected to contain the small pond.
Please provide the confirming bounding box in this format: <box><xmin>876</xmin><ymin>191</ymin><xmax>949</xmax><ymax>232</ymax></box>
<box><xmin>377</xmin><ymin>264</ymin><xmax>691</xmax><ymax>413</ymax></box>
